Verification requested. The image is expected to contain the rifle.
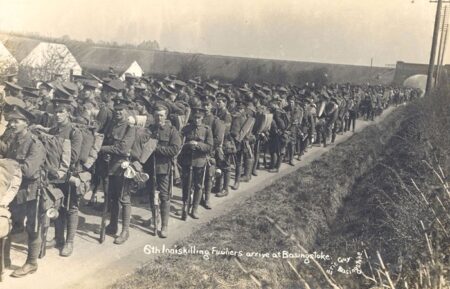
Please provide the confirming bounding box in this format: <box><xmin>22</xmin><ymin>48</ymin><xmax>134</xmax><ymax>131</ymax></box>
<box><xmin>184</xmin><ymin>151</ymin><xmax>193</xmax><ymax>221</ymax></box>
<box><xmin>99</xmin><ymin>155</ymin><xmax>110</xmax><ymax>243</ymax></box>
<box><xmin>37</xmin><ymin>175</ymin><xmax>48</xmax><ymax>258</ymax></box>
<box><xmin>254</xmin><ymin>136</ymin><xmax>261</xmax><ymax>169</ymax></box>
<box><xmin>151</xmin><ymin>154</ymin><xmax>160</xmax><ymax>233</ymax></box>
<box><xmin>169</xmin><ymin>159</ymin><xmax>174</xmax><ymax>199</ymax></box>
<box><xmin>200</xmin><ymin>159</ymin><xmax>209</xmax><ymax>204</ymax></box>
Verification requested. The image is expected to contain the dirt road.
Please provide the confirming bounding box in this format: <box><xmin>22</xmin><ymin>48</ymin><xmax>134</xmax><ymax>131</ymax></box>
<box><xmin>2</xmin><ymin>107</ymin><xmax>396</xmax><ymax>289</ymax></box>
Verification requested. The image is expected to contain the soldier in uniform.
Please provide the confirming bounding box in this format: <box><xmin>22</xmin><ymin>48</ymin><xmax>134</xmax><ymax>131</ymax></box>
<box><xmin>201</xmin><ymin>99</ymin><xmax>225</xmax><ymax>207</ymax></box>
<box><xmin>0</xmin><ymin>105</ymin><xmax>46</xmax><ymax>277</ymax></box>
<box><xmin>38</xmin><ymin>82</ymin><xmax>54</xmax><ymax>113</ymax></box>
<box><xmin>228</xmin><ymin>102</ymin><xmax>246</xmax><ymax>190</ymax></box>
<box><xmin>89</xmin><ymin>80</ymin><xmax>122</xmax><ymax>205</ymax></box>
<box><xmin>42</xmin><ymin>89</ymin><xmax>83</xmax><ymax>257</ymax></box>
<box><xmin>4</xmin><ymin>81</ymin><xmax>23</xmax><ymax>98</ymax></box>
<box><xmin>268</xmin><ymin>97</ymin><xmax>288</xmax><ymax>172</ymax></box>
<box><xmin>284</xmin><ymin>95</ymin><xmax>303</xmax><ymax>166</ymax></box>
<box><xmin>215</xmin><ymin>93</ymin><xmax>233</xmax><ymax>197</ymax></box>
<box><xmin>179</xmin><ymin>107</ymin><xmax>213</xmax><ymax>220</ymax></box>
<box><xmin>145</xmin><ymin>105</ymin><xmax>181</xmax><ymax>238</ymax></box>
<box><xmin>101</xmin><ymin>96</ymin><xmax>136</xmax><ymax>245</ymax></box>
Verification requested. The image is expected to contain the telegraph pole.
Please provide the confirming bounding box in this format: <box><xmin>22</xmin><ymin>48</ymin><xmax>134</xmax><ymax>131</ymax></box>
<box><xmin>435</xmin><ymin>6</ymin><xmax>447</xmax><ymax>86</ymax></box>
<box><xmin>438</xmin><ymin>24</ymin><xmax>449</xmax><ymax>83</ymax></box>
<box><xmin>426</xmin><ymin>0</ymin><xmax>443</xmax><ymax>96</ymax></box>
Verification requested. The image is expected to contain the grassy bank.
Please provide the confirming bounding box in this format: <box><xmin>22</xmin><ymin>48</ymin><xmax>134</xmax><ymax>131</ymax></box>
<box><xmin>111</xmin><ymin>106</ymin><xmax>408</xmax><ymax>289</ymax></box>
<box><xmin>310</xmin><ymin>91</ymin><xmax>450</xmax><ymax>289</ymax></box>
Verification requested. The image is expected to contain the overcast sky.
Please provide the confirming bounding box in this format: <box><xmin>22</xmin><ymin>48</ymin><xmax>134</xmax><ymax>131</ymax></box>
<box><xmin>0</xmin><ymin>0</ymin><xmax>443</xmax><ymax>66</ymax></box>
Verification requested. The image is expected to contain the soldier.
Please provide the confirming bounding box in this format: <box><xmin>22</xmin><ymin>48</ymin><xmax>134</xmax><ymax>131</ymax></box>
<box><xmin>144</xmin><ymin>105</ymin><xmax>181</xmax><ymax>237</ymax></box>
<box><xmin>4</xmin><ymin>81</ymin><xmax>23</xmax><ymax>98</ymax></box>
<box><xmin>325</xmin><ymin>97</ymin><xmax>339</xmax><ymax>145</ymax></box>
<box><xmin>89</xmin><ymin>79</ymin><xmax>121</xmax><ymax>206</ymax></box>
<box><xmin>0</xmin><ymin>105</ymin><xmax>46</xmax><ymax>277</ymax></box>
<box><xmin>215</xmin><ymin>93</ymin><xmax>233</xmax><ymax>197</ymax></box>
<box><xmin>101</xmin><ymin>96</ymin><xmax>136</xmax><ymax>245</ymax></box>
<box><xmin>79</xmin><ymin>79</ymin><xmax>99</xmax><ymax>106</ymax></box>
<box><xmin>38</xmin><ymin>82</ymin><xmax>54</xmax><ymax>113</ymax></box>
<box><xmin>237</xmin><ymin>92</ymin><xmax>256</xmax><ymax>184</ymax></box>
<box><xmin>284</xmin><ymin>95</ymin><xmax>303</xmax><ymax>166</ymax></box>
<box><xmin>228</xmin><ymin>102</ymin><xmax>246</xmax><ymax>189</ymax></box>
<box><xmin>345</xmin><ymin>96</ymin><xmax>357</xmax><ymax>132</ymax></box>
<box><xmin>179</xmin><ymin>107</ymin><xmax>213</xmax><ymax>220</ymax></box>
<box><xmin>201</xmin><ymin>99</ymin><xmax>225</xmax><ymax>207</ymax></box>
<box><xmin>41</xmin><ymin>89</ymin><xmax>83</xmax><ymax>257</ymax></box>
<box><xmin>268</xmin><ymin>97</ymin><xmax>288</xmax><ymax>172</ymax></box>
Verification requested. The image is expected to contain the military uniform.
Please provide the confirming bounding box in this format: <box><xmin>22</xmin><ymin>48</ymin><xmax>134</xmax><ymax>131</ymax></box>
<box><xmin>284</xmin><ymin>100</ymin><xmax>303</xmax><ymax>164</ymax></box>
<box><xmin>101</xmin><ymin>109</ymin><xmax>136</xmax><ymax>244</ymax></box>
<box><xmin>179</xmin><ymin>113</ymin><xmax>213</xmax><ymax>219</ymax></box>
<box><xmin>324</xmin><ymin>98</ymin><xmax>339</xmax><ymax>144</ymax></box>
<box><xmin>0</xmin><ymin>106</ymin><xmax>45</xmax><ymax>277</ymax></box>
<box><xmin>48</xmin><ymin>115</ymin><xmax>83</xmax><ymax>256</ymax></box>
<box><xmin>268</xmin><ymin>103</ymin><xmax>288</xmax><ymax>172</ymax></box>
<box><xmin>215</xmin><ymin>104</ymin><xmax>233</xmax><ymax>197</ymax></box>
<box><xmin>202</xmin><ymin>110</ymin><xmax>225</xmax><ymax>206</ymax></box>
<box><xmin>143</xmin><ymin>120</ymin><xmax>181</xmax><ymax>237</ymax></box>
<box><xmin>229</xmin><ymin>106</ymin><xmax>246</xmax><ymax>189</ymax></box>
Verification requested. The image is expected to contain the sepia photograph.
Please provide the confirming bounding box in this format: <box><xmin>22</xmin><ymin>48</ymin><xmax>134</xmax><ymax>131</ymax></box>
<box><xmin>0</xmin><ymin>0</ymin><xmax>448</xmax><ymax>288</ymax></box>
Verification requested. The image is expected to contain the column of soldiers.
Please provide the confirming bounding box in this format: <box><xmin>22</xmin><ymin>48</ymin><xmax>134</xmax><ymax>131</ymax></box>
<box><xmin>0</xmin><ymin>71</ymin><xmax>420</xmax><ymax>278</ymax></box>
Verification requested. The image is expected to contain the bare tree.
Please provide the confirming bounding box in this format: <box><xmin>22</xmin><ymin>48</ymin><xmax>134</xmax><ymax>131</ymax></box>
<box><xmin>19</xmin><ymin>44</ymin><xmax>79</xmax><ymax>83</ymax></box>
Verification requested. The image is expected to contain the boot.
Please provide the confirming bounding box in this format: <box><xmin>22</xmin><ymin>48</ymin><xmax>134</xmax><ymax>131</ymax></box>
<box><xmin>60</xmin><ymin>211</ymin><xmax>78</xmax><ymax>257</ymax></box>
<box><xmin>191</xmin><ymin>190</ymin><xmax>202</xmax><ymax>219</ymax></box>
<box><xmin>181</xmin><ymin>202</ymin><xmax>188</xmax><ymax>221</ymax></box>
<box><xmin>159</xmin><ymin>201</ymin><xmax>170</xmax><ymax>238</ymax></box>
<box><xmin>241</xmin><ymin>158</ymin><xmax>253</xmax><ymax>182</ymax></box>
<box><xmin>231</xmin><ymin>162</ymin><xmax>241</xmax><ymax>190</ymax></box>
<box><xmin>26</xmin><ymin>231</ymin><xmax>41</xmax><ymax>265</ymax></box>
<box><xmin>105</xmin><ymin>201</ymin><xmax>119</xmax><ymax>235</ymax></box>
<box><xmin>114</xmin><ymin>204</ymin><xmax>131</xmax><ymax>245</ymax></box>
<box><xmin>10</xmin><ymin>263</ymin><xmax>38</xmax><ymax>278</ymax></box>
<box><xmin>216</xmin><ymin>172</ymin><xmax>230</xmax><ymax>197</ymax></box>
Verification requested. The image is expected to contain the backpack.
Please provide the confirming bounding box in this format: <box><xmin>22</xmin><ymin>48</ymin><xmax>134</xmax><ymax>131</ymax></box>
<box><xmin>72</xmin><ymin>123</ymin><xmax>104</xmax><ymax>170</ymax></box>
<box><xmin>34</xmin><ymin>130</ymin><xmax>71</xmax><ymax>182</ymax></box>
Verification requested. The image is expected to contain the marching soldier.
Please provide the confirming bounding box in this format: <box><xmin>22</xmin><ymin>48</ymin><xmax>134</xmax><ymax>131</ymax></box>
<box><xmin>145</xmin><ymin>105</ymin><xmax>181</xmax><ymax>238</ymax></box>
<box><xmin>0</xmin><ymin>105</ymin><xmax>46</xmax><ymax>277</ymax></box>
<box><xmin>101</xmin><ymin>96</ymin><xmax>136</xmax><ymax>245</ymax></box>
<box><xmin>179</xmin><ymin>107</ymin><xmax>213</xmax><ymax>220</ymax></box>
<box><xmin>201</xmin><ymin>99</ymin><xmax>225</xmax><ymax>207</ymax></box>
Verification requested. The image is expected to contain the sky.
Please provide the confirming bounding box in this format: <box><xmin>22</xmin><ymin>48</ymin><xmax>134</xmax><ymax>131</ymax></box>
<box><xmin>0</xmin><ymin>0</ymin><xmax>443</xmax><ymax>66</ymax></box>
